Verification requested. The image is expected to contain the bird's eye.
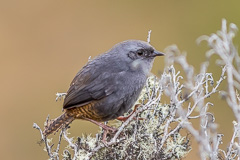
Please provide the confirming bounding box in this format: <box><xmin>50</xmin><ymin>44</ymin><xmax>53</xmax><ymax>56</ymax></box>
<box><xmin>137</xmin><ymin>51</ymin><xmax>144</xmax><ymax>56</ymax></box>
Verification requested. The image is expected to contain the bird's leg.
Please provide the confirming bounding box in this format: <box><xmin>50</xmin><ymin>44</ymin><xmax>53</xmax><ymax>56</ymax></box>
<box><xmin>83</xmin><ymin>118</ymin><xmax>117</xmax><ymax>144</ymax></box>
<box><xmin>117</xmin><ymin>104</ymin><xmax>143</xmax><ymax>122</ymax></box>
<box><xmin>82</xmin><ymin>117</ymin><xmax>117</xmax><ymax>133</ymax></box>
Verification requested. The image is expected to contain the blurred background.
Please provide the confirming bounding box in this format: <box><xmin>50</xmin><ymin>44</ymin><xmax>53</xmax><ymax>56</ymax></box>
<box><xmin>0</xmin><ymin>0</ymin><xmax>240</xmax><ymax>159</ymax></box>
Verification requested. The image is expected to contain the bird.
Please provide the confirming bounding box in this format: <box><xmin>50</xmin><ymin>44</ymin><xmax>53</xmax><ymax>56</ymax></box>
<box><xmin>43</xmin><ymin>40</ymin><xmax>164</xmax><ymax>137</ymax></box>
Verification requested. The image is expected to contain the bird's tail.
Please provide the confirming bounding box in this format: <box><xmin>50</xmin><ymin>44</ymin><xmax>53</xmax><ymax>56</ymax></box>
<box><xmin>43</xmin><ymin>112</ymin><xmax>75</xmax><ymax>137</ymax></box>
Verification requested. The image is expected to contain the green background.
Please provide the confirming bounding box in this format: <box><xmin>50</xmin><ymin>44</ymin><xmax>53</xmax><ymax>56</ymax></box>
<box><xmin>0</xmin><ymin>1</ymin><xmax>239</xmax><ymax>159</ymax></box>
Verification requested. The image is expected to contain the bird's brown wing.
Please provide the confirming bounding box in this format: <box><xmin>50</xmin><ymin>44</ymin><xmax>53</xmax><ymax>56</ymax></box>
<box><xmin>63</xmin><ymin>66</ymin><xmax>117</xmax><ymax>109</ymax></box>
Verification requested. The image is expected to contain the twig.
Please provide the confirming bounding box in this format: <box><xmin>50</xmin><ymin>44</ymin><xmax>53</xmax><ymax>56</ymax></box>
<box><xmin>62</xmin><ymin>128</ymin><xmax>78</xmax><ymax>159</ymax></box>
<box><xmin>33</xmin><ymin>123</ymin><xmax>54</xmax><ymax>159</ymax></box>
<box><xmin>56</xmin><ymin>92</ymin><xmax>67</xmax><ymax>101</ymax></box>
<box><xmin>147</xmin><ymin>30</ymin><xmax>152</xmax><ymax>43</ymax></box>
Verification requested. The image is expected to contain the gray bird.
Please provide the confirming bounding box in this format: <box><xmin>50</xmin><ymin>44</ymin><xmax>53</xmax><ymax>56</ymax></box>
<box><xmin>43</xmin><ymin>40</ymin><xmax>164</xmax><ymax>136</ymax></box>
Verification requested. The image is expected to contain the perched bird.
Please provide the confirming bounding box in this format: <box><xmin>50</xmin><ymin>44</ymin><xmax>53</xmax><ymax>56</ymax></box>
<box><xmin>43</xmin><ymin>40</ymin><xmax>164</xmax><ymax>136</ymax></box>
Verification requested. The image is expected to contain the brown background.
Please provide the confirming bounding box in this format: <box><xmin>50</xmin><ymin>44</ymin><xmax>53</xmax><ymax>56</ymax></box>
<box><xmin>0</xmin><ymin>1</ymin><xmax>240</xmax><ymax>159</ymax></box>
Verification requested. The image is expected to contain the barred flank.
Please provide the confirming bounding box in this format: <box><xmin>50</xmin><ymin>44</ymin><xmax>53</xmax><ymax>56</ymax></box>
<box><xmin>43</xmin><ymin>112</ymin><xmax>75</xmax><ymax>136</ymax></box>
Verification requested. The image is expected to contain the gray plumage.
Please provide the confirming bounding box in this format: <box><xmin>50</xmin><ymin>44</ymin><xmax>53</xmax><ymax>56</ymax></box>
<box><xmin>43</xmin><ymin>40</ymin><xmax>164</xmax><ymax>136</ymax></box>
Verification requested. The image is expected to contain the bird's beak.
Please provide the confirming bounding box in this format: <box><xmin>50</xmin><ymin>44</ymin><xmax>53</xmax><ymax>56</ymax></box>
<box><xmin>152</xmin><ymin>50</ymin><xmax>165</xmax><ymax>57</ymax></box>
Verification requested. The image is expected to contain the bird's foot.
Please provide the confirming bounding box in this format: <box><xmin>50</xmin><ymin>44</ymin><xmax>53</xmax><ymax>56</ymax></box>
<box><xmin>101</xmin><ymin>130</ymin><xmax>111</xmax><ymax>145</ymax></box>
<box><xmin>117</xmin><ymin>104</ymin><xmax>143</xmax><ymax>122</ymax></box>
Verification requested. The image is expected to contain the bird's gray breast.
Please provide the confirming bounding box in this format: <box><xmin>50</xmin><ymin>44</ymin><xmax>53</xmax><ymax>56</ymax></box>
<box><xmin>95</xmin><ymin>70</ymin><xmax>147</xmax><ymax>121</ymax></box>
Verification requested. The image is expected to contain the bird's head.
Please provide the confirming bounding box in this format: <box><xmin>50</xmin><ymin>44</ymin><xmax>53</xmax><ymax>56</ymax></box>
<box><xmin>110</xmin><ymin>40</ymin><xmax>164</xmax><ymax>74</ymax></box>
